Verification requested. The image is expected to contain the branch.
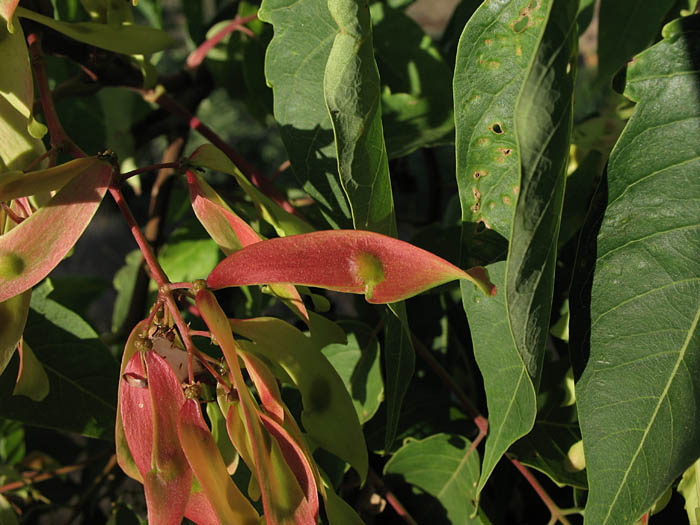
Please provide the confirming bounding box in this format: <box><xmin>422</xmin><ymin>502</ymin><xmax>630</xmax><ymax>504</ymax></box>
<box><xmin>186</xmin><ymin>14</ymin><xmax>258</xmax><ymax>70</ymax></box>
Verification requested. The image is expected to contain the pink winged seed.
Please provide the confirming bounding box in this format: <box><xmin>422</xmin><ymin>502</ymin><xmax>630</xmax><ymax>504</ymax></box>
<box><xmin>207</xmin><ymin>229</ymin><xmax>496</xmax><ymax>303</ymax></box>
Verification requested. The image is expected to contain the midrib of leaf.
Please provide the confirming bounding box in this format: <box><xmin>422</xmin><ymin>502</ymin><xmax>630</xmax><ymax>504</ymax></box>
<box><xmin>436</xmin><ymin>449</ymin><xmax>472</xmax><ymax>500</ymax></box>
<box><xmin>603</xmin><ymin>302</ymin><xmax>700</xmax><ymax>523</ymax></box>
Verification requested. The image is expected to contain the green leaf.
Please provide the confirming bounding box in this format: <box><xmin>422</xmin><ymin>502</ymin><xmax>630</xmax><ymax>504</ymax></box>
<box><xmin>461</xmin><ymin>261</ymin><xmax>535</xmax><ymax>495</ymax></box>
<box><xmin>0</xmin><ymin>280</ymin><xmax>118</xmax><ymax>439</ymax></box>
<box><xmin>0</xmin><ymin>494</ymin><xmax>17</xmax><ymax>525</ymax></box>
<box><xmin>16</xmin><ymin>6</ymin><xmax>174</xmax><ymax>55</ymax></box>
<box><xmin>576</xmin><ymin>16</ymin><xmax>700</xmax><ymax>524</ymax></box>
<box><xmin>371</xmin><ymin>3</ymin><xmax>454</xmax><ymax>158</ymax></box>
<box><xmin>507</xmin><ymin>0</ymin><xmax>576</xmax><ymax>382</ymax></box>
<box><xmin>383</xmin><ymin>433</ymin><xmax>485</xmax><ymax>524</ymax></box>
<box><xmin>158</xmin><ymin>221</ymin><xmax>220</xmax><ymax>283</ymax></box>
<box><xmin>111</xmin><ymin>250</ymin><xmax>142</xmax><ymax>334</ymax></box>
<box><xmin>678</xmin><ymin>458</ymin><xmax>700</xmax><ymax>525</ymax></box>
<box><xmin>229</xmin><ymin>316</ymin><xmax>369</xmax><ymax>482</ymax></box>
<box><xmin>12</xmin><ymin>340</ymin><xmax>49</xmax><ymax>401</ymax></box>
<box><xmin>454</xmin><ymin>0</ymin><xmax>552</xmax><ymax>239</ymax></box>
<box><xmin>324</xmin><ymin>0</ymin><xmax>395</xmax><ymax>236</ymax></box>
<box><xmin>0</xmin><ymin>291</ymin><xmax>30</xmax><ymax>377</ymax></box>
<box><xmin>0</xmin><ymin>418</ymin><xmax>24</xmax><ymax>465</ymax></box>
<box><xmin>596</xmin><ymin>0</ymin><xmax>676</xmax><ymax>85</ymax></box>
<box><xmin>322</xmin><ymin>321</ymin><xmax>383</xmax><ymax>425</ymax></box>
<box><xmin>258</xmin><ymin>0</ymin><xmax>351</xmax><ymax>228</ymax></box>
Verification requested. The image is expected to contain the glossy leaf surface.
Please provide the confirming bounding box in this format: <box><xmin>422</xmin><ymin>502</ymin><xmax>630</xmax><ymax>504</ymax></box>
<box><xmin>461</xmin><ymin>262</ymin><xmax>535</xmax><ymax>495</ymax></box>
<box><xmin>229</xmin><ymin>316</ymin><xmax>368</xmax><ymax>482</ymax></box>
<box><xmin>454</xmin><ymin>0</ymin><xmax>551</xmax><ymax>238</ymax></box>
<box><xmin>208</xmin><ymin>229</ymin><xmax>495</xmax><ymax>302</ymax></box>
<box><xmin>576</xmin><ymin>17</ymin><xmax>700</xmax><ymax>524</ymax></box>
<box><xmin>0</xmin><ymin>160</ymin><xmax>111</xmax><ymax>302</ymax></box>
<box><xmin>383</xmin><ymin>433</ymin><xmax>483</xmax><ymax>524</ymax></box>
<box><xmin>324</xmin><ymin>0</ymin><xmax>394</xmax><ymax>236</ymax></box>
<box><xmin>257</xmin><ymin>0</ymin><xmax>351</xmax><ymax>228</ymax></box>
<box><xmin>178</xmin><ymin>399</ymin><xmax>259</xmax><ymax>525</ymax></box>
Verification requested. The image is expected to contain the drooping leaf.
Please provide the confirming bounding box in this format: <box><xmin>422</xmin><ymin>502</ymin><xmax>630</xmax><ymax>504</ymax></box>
<box><xmin>324</xmin><ymin>0</ymin><xmax>395</xmax><ymax>236</ymax></box>
<box><xmin>461</xmin><ymin>261</ymin><xmax>535</xmax><ymax>495</ymax></box>
<box><xmin>208</xmin><ymin>229</ymin><xmax>495</xmax><ymax>302</ymax></box>
<box><xmin>371</xmin><ymin>3</ymin><xmax>454</xmax><ymax>158</ymax></box>
<box><xmin>322</xmin><ymin>321</ymin><xmax>383</xmax><ymax>424</ymax></box>
<box><xmin>383</xmin><ymin>433</ymin><xmax>484</xmax><ymax>524</ymax></box>
<box><xmin>115</xmin><ymin>319</ymin><xmax>150</xmax><ymax>482</ymax></box>
<box><xmin>16</xmin><ymin>6</ymin><xmax>174</xmax><ymax>55</ymax></box>
<box><xmin>454</xmin><ymin>0</ymin><xmax>551</xmax><ymax>238</ymax></box>
<box><xmin>0</xmin><ymin>157</ymin><xmax>101</xmax><ymax>201</ymax></box>
<box><xmin>0</xmin><ymin>290</ymin><xmax>30</xmax><ymax>376</ymax></box>
<box><xmin>596</xmin><ymin>0</ymin><xmax>676</xmax><ymax>85</ymax></box>
<box><xmin>229</xmin><ymin>316</ymin><xmax>369</xmax><ymax>482</ymax></box>
<box><xmin>257</xmin><ymin>0</ymin><xmax>351</xmax><ymax>228</ymax></box>
<box><xmin>0</xmin><ymin>280</ymin><xmax>118</xmax><ymax>438</ymax></box>
<box><xmin>187</xmin><ymin>169</ymin><xmax>308</xmax><ymax>324</ymax></box>
<box><xmin>120</xmin><ymin>351</ymin><xmax>192</xmax><ymax>525</ymax></box>
<box><xmin>12</xmin><ymin>340</ymin><xmax>49</xmax><ymax>401</ymax></box>
<box><xmin>0</xmin><ymin>160</ymin><xmax>112</xmax><ymax>302</ymax></box>
<box><xmin>111</xmin><ymin>250</ymin><xmax>143</xmax><ymax>334</ymax></box>
<box><xmin>0</xmin><ymin>1</ymin><xmax>19</xmax><ymax>29</ymax></box>
<box><xmin>196</xmin><ymin>290</ymin><xmax>314</xmax><ymax>524</ymax></box>
<box><xmin>575</xmin><ymin>17</ymin><xmax>700</xmax><ymax>524</ymax></box>
<box><xmin>506</xmin><ymin>0</ymin><xmax>576</xmax><ymax>383</ymax></box>
<box><xmin>178</xmin><ymin>399</ymin><xmax>260</xmax><ymax>525</ymax></box>
<box><xmin>189</xmin><ymin>144</ymin><xmax>314</xmax><ymax>237</ymax></box>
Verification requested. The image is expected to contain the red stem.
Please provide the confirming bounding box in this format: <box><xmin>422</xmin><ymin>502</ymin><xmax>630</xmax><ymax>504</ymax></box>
<box><xmin>187</xmin><ymin>14</ymin><xmax>258</xmax><ymax>70</ymax></box>
<box><xmin>148</xmin><ymin>91</ymin><xmax>297</xmax><ymax>215</ymax></box>
<box><xmin>1</xmin><ymin>203</ymin><xmax>26</xmax><ymax>225</ymax></box>
<box><xmin>27</xmin><ymin>34</ymin><xmax>83</xmax><ymax>159</ymax></box>
<box><xmin>368</xmin><ymin>469</ymin><xmax>418</xmax><ymax>525</ymax></box>
<box><xmin>508</xmin><ymin>455</ymin><xmax>572</xmax><ymax>525</ymax></box>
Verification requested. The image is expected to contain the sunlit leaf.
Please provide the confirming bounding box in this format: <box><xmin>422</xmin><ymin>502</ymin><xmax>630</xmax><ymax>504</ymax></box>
<box><xmin>208</xmin><ymin>229</ymin><xmax>495</xmax><ymax>302</ymax></box>
<box><xmin>257</xmin><ymin>0</ymin><xmax>352</xmax><ymax>228</ymax></box>
<box><xmin>178</xmin><ymin>398</ymin><xmax>260</xmax><ymax>525</ymax></box>
<box><xmin>0</xmin><ymin>160</ymin><xmax>112</xmax><ymax>302</ymax></box>
<box><xmin>189</xmin><ymin>144</ymin><xmax>314</xmax><ymax>237</ymax></box>
<box><xmin>575</xmin><ymin>16</ymin><xmax>700</xmax><ymax>524</ymax></box>
<box><xmin>383</xmin><ymin>433</ymin><xmax>484</xmax><ymax>524</ymax></box>
<box><xmin>229</xmin><ymin>316</ymin><xmax>368</xmax><ymax>482</ymax></box>
<box><xmin>16</xmin><ymin>6</ymin><xmax>174</xmax><ymax>55</ymax></box>
<box><xmin>0</xmin><ymin>157</ymin><xmax>101</xmax><ymax>201</ymax></box>
<box><xmin>0</xmin><ymin>290</ymin><xmax>30</xmax><ymax>377</ymax></box>
<box><xmin>678</xmin><ymin>458</ymin><xmax>700</xmax><ymax>525</ymax></box>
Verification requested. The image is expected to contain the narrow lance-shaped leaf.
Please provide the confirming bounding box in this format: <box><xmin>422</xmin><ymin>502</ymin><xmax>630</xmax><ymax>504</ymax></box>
<box><xmin>0</xmin><ymin>158</ymin><xmax>101</xmax><ymax>202</ymax></box>
<box><xmin>177</xmin><ymin>398</ymin><xmax>260</xmax><ymax>525</ymax></box>
<box><xmin>257</xmin><ymin>0</ymin><xmax>351</xmax><ymax>228</ymax></box>
<box><xmin>230</xmin><ymin>316</ymin><xmax>369</xmax><ymax>483</ymax></box>
<box><xmin>208</xmin><ymin>229</ymin><xmax>495</xmax><ymax>303</ymax></box>
<box><xmin>454</xmin><ymin>0</ymin><xmax>550</xmax><ymax>238</ymax></box>
<box><xmin>187</xmin><ymin>169</ymin><xmax>308</xmax><ymax>324</ymax></box>
<box><xmin>120</xmin><ymin>351</ymin><xmax>192</xmax><ymax>525</ymax></box>
<box><xmin>15</xmin><ymin>7</ymin><xmax>174</xmax><ymax>55</ymax></box>
<box><xmin>189</xmin><ymin>144</ymin><xmax>314</xmax><ymax>237</ymax></box>
<box><xmin>196</xmin><ymin>290</ymin><xmax>314</xmax><ymax>524</ymax></box>
<box><xmin>576</xmin><ymin>16</ymin><xmax>700</xmax><ymax>524</ymax></box>
<box><xmin>0</xmin><ymin>160</ymin><xmax>112</xmax><ymax>302</ymax></box>
<box><xmin>325</xmin><ymin>0</ymin><xmax>395</xmax><ymax>236</ymax></box>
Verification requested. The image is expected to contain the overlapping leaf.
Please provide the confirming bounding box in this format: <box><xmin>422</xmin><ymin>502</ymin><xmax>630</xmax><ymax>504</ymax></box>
<box><xmin>257</xmin><ymin>0</ymin><xmax>351</xmax><ymax>228</ymax></box>
<box><xmin>208</xmin><ymin>229</ymin><xmax>495</xmax><ymax>302</ymax></box>
<box><xmin>576</xmin><ymin>16</ymin><xmax>700</xmax><ymax>524</ymax></box>
<box><xmin>0</xmin><ymin>159</ymin><xmax>112</xmax><ymax>302</ymax></box>
<box><xmin>16</xmin><ymin>7</ymin><xmax>174</xmax><ymax>55</ymax></box>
